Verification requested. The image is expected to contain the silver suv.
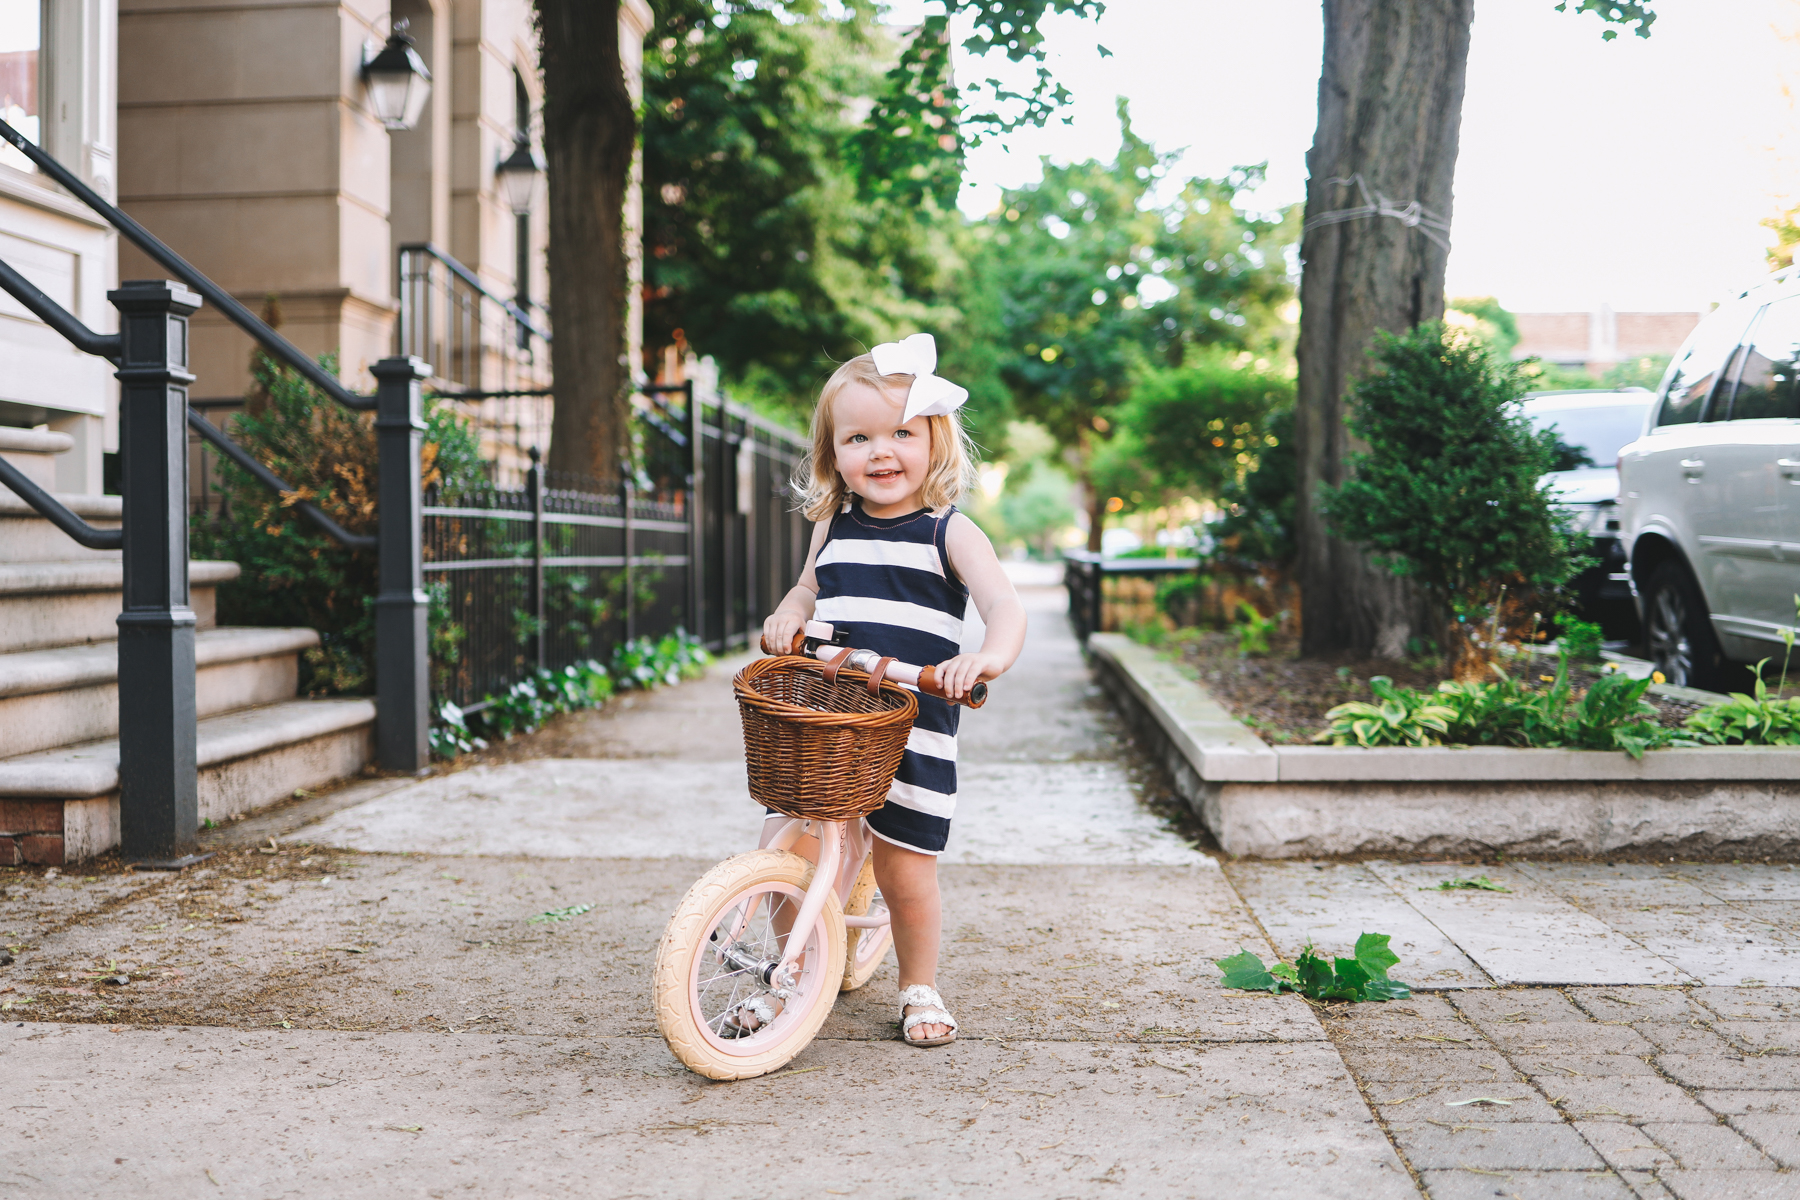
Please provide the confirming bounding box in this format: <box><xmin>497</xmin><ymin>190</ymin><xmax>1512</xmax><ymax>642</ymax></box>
<box><xmin>1618</xmin><ymin>268</ymin><xmax>1800</xmax><ymax>689</ymax></box>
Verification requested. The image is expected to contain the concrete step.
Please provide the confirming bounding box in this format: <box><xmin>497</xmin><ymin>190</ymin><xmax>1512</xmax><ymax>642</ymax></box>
<box><xmin>0</xmin><ymin>426</ymin><xmax>75</xmax><ymax>492</ymax></box>
<box><xmin>0</xmin><ymin>625</ymin><xmax>320</xmax><ymax>758</ymax></box>
<box><xmin>0</xmin><ymin>560</ymin><xmax>242</xmax><ymax>653</ymax></box>
<box><xmin>0</xmin><ymin>491</ymin><xmax>121</xmax><ymax>562</ymax></box>
<box><xmin>0</xmin><ymin>696</ymin><xmax>376</xmax><ymax>864</ymax></box>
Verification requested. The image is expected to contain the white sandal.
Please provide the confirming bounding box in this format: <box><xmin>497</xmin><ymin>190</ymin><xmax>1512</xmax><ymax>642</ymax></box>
<box><xmin>899</xmin><ymin>984</ymin><xmax>958</xmax><ymax>1048</ymax></box>
<box><xmin>721</xmin><ymin>995</ymin><xmax>780</xmax><ymax>1038</ymax></box>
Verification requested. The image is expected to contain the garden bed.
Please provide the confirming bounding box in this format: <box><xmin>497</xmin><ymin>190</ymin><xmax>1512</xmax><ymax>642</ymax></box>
<box><xmin>1088</xmin><ymin>633</ymin><xmax>1800</xmax><ymax>859</ymax></box>
<box><xmin>1161</xmin><ymin>629</ymin><xmax>1709</xmax><ymax>745</ymax></box>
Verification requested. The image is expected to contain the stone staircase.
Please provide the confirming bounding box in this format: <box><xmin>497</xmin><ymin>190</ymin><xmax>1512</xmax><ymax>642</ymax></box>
<box><xmin>0</xmin><ymin>428</ymin><xmax>376</xmax><ymax>865</ymax></box>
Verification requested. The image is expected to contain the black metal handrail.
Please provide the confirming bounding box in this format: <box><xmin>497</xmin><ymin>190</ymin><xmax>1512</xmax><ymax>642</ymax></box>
<box><xmin>399</xmin><ymin>242</ymin><xmax>550</xmax><ymax>344</ymax></box>
<box><xmin>185</xmin><ymin>408</ymin><xmax>376</xmax><ymax>549</ymax></box>
<box><xmin>0</xmin><ymin>257</ymin><xmax>121</xmax><ymax>360</ymax></box>
<box><xmin>0</xmin><ymin>118</ymin><xmax>374</xmax><ymax>413</ymax></box>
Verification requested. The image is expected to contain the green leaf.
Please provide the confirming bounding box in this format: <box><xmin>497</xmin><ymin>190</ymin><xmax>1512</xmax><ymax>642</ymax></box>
<box><xmin>1215</xmin><ymin>950</ymin><xmax>1277</xmax><ymax>992</ymax></box>
<box><xmin>1269</xmin><ymin>962</ymin><xmax>1300</xmax><ymax>984</ymax></box>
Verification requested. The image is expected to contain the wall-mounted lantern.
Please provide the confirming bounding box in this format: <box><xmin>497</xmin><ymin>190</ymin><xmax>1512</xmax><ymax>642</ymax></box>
<box><xmin>496</xmin><ymin>133</ymin><xmax>545</xmax><ymax>216</ymax></box>
<box><xmin>362</xmin><ymin>19</ymin><xmax>432</xmax><ymax>131</ymax></box>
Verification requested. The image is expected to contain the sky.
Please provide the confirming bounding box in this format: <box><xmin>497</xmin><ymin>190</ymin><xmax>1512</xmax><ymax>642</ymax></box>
<box><xmin>883</xmin><ymin>0</ymin><xmax>1800</xmax><ymax>315</ymax></box>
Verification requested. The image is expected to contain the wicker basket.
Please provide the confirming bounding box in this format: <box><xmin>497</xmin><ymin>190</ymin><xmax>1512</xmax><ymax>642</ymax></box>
<box><xmin>734</xmin><ymin>655</ymin><xmax>919</xmax><ymax>821</ymax></box>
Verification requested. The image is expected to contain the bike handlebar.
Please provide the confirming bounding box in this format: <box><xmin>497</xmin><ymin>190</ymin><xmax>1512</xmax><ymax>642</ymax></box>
<box><xmin>761</xmin><ymin>628</ymin><xmax>988</xmax><ymax>709</ymax></box>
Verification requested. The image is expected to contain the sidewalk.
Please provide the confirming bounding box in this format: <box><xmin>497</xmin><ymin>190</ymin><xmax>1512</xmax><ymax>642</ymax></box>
<box><xmin>1</xmin><ymin>569</ymin><xmax>1796</xmax><ymax>1197</ymax></box>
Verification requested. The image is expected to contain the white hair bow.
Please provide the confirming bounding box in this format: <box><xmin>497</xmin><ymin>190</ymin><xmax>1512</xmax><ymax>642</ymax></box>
<box><xmin>870</xmin><ymin>333</ymin><xmax>969</xmax><ymax>423</ymax></box>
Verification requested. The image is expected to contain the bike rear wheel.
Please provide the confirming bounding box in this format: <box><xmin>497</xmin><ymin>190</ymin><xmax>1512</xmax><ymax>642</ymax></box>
<box><xmin>653</xmin><ymin>849</ymin><xmax>846</xmax><ymax>1080</ymax></box>
<box><xmin>840</xmin><ymin>856</ymin><xmax>893</xmax><ymax>992</ymax></box>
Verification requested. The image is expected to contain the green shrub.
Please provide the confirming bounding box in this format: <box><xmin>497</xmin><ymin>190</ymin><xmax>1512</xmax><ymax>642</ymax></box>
<box><xmin>1215</xmin><ymin>933</ymin><xmax>1411</xmax><ymax>1002</ymax></box>
<box><xmin>191</xmin><ymin>352</ymin><xmax>486</xmax><ymax>695</ymax></box>
<box><xmin>1557</xmin><ymin>618</ymin><xmax>1605</xmax><ymax>663</ymax></box>
<box><xmin>1320</xmin><ymin>323</ymin><xmax>1585</xmax><ymax>658</ymax></box>
<box><xmin>1156</xmin><ymin>573</ymin><xmax>1204</xmax><ymax>624</ymax></box>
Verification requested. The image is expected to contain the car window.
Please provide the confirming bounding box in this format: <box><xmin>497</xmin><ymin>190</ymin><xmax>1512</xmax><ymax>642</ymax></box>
<box><xmin>1724</xmin><ymin>295</ymin><xmax>1800</xmax><ymax>421</ymax></box>
<box><xmin>1527</xmin><ymin>402</ymin><xmax>1652</xmax><ymax>469</ymax></box>
<box><xmin>1657</xmin><ymin>305</ymin><xmax>1755</xmax><ymax>426</ymax></box>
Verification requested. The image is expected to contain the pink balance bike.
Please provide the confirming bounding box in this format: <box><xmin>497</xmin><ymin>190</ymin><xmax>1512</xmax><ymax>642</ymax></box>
<box><xmin>652</xmin><ymin>621</ymin><xmax>987</xmax><ymax>1080</ymax></box>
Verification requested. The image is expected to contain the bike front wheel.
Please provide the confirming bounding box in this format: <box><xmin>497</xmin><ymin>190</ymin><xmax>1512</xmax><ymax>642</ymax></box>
<box><xmin>653</xmin><ymin>849</ymin><xmax>846</xmax><ymax>1080</ymax></box>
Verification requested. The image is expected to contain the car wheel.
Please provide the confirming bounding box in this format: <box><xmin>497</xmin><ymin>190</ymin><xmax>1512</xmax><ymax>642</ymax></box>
<box><xmin>1642</xmin><ymin>561</ymin><xmax>1731</xmax><ymax>690</ymax></box>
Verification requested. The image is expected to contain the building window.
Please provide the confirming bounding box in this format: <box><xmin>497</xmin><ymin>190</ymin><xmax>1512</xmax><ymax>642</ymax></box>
<box><xmin>0</xmin><ymin>0</ymin><xmax>40</xmax><ymax>173</ymax></box>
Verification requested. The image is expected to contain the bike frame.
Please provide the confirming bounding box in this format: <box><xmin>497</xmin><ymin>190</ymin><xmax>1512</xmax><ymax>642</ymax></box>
<box><xmin>762</xmin><ymin>817</ymin><xmax>890</xmax><ymax>975</ymax></box>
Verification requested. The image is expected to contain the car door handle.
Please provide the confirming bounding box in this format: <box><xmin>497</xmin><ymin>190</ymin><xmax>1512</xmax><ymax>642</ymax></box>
<box><xmin>1681</xmin><ymin>458</ymin><xmax>1705</xmax><ymax>480</ymax></box>
<box><xmin>1780</xmin><ymin>458</ymin><xmax>1800</xmax><ymax>479</ymax></box>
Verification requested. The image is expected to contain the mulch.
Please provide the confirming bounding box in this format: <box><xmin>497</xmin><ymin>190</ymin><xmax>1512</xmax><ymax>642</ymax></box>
<box><xmin>1171</xmin><ymin>630</ymin><xmax>1710</xmax><ymax>746</ymax></box>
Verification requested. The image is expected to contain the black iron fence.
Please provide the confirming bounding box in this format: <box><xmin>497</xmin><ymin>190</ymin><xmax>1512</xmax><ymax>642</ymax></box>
<box><xmin>422</xmin><ymin>382</ymin><xmax>809</xmax><ymax>711</ymax></box>
<box><xmin>1064</xmin><ymin>551</ymin><xmax>1202</xmax><ymax>641</ymax></box>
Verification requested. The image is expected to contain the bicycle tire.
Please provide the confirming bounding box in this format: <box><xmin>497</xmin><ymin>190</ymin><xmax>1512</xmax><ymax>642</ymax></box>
<box><xmin>840</xmin><ymin>856</ymin><xmax>893</xmax><ymax>992</ymax></box>
<box><xmin>653</xmin><ymin>849</ymin><xmax>846</xmax><ymax>1080</ymax></box>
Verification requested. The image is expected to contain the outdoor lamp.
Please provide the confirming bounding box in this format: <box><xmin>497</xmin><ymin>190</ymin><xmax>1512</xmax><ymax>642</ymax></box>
<box><xmin>496</xmin><ymin>133</ymin><xmax>545</xmax><ymax>216</ymax></box>
<box><xmin>362</xmin><ymin>19</ymin><xmax>432</xmax><ymax>131</ymax></box>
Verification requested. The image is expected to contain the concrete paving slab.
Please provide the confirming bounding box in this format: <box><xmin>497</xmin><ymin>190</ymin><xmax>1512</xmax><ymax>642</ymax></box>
<box><xmin>1657</xmin><ymin>1054</ymin><xmax>1800</xmax><ymax>1090</ymax></box>
<box><xmin>0</xmin><ymin>1025</ymin><xmax>1415</xmax><ymax>1200</ymax></box>
<box><xmin>1224</xmin><ymin>861</ymin><xmax>1492</xmax><ymax>989</ymax></box>
<box><xmin>298</xmin><ymin>758</ymin><xmax>1202</xmax><ymax>867</ymax></box>
<box><xmin>1517</xmin><ymin>862</ymin><xmax>1733</xmax><ymax>909</ymax></box>
<box><xmin>1366</xmin><ymin>864</ymin><xmax>1693</xmax><ymax>986</ymax></box>
<box><xmin>1335</xmin><ymin>1047</ymin><xmax>1526</xmax><ymax>1085</ymax></box>
<box><xmin>1669</xmin><ymin>864</ymin><xmax>1800</xmax><ymax>903</ymax></box>
<box><xmin>1547</xmin><ymin>1076</ymin><xmax>1717</xmax><ymax>1123</ymax></box>
<box><xmin>1731</xmin><ymin>1114</ymin><xmax>1800</xmax><ymax>1168</ymax></box>
<box><xmin>1712</xmin><ymin>1020</ymin><xmax>1800</xmax><ymax>1053</ymax></box>
<box><xmin>297</xmin><ymin>759</ymin><xmax>767</xmax><ymax>861</ymax></box>
<box><xmin>1379</xmin><ymin>1091</ymin><xmax>1564</xmax><ymax>1123</ymax></box>
<box><xmin>1641</xmin><ymin>1121</ymin><xmax>1774</xmax><ymax>1170</ymax></box>
<box><xmin>1695</xmin><ymin>1089</ymin><xmax>1800</xmax><ymax>1116</ymax></box>
<box><xmin>1481</xmin><ymin>1025</ymin><xmax>1658</xmax><ymax>1055</ymax></box>
<box><xmin>1627</xmin><ymin>1022</ymin><xmax>1737</xmax><ymax>1055</ymax></box>
<box><xmin>1577</xmin><ymin>1120</ymin><xmax>1679</xmax><ymax>1172</ymax></box>
<box><xmin>1691</xmin><ymin>986</ymin><xmax>1800</xmax><ymax>1020</ymax></box>
<box><xmin>941</xmin><ymin>762</ymin><xmax>1206</xmax><ymax>866</ymax></box>
<box><xmin>1557</xmin><ymin>906</ymin><xmax>1800</xmax><ymax>987</ymax></box>
<box><xmin>1384</xmin><ymin>1119</ymin><xmax>1606</xmax><ymax>1170</ymax></box>
<box><xmin>1519</xmin><ymin>1053</ymin><xmax>1661</xmax><ymax>1080</ymax></box>
<box><xmin>1569</xmin><ymin>987</ymin><xmax>1716</xmax><ymax>1023</ymax></box>
<box><xmin>1416</xmin><ymin>1168</ymin><xmax>1637</xmax><ymax>1200</ymax></box>
<box><xmin>1657</xmin><ymin>1170</ymin><xmax>1800</xmax><ymax>1200</ymax></box>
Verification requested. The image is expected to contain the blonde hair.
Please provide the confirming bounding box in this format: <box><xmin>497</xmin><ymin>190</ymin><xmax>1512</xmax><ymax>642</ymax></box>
<box><xmin>793</xmin><ymin>353</ymin><xmax>978</xmax><ymax>523</ymax></box>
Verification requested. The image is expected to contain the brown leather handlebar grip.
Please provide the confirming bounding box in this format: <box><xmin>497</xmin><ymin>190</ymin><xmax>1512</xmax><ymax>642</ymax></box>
<box><xmin>917</xmin><ymin>665</ymin><xmax>988</xmax><ymax>709</ymax></box>
<box><xmin>760</xmin><ymin>631</ymin><xmax>808</xmax><ymax>656</ymax></box>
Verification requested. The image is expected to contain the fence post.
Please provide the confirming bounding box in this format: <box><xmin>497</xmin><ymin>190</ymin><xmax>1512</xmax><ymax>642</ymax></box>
<box><xmin>623</xmin><ymin>473</ymin><xmax>636</xmax><ymax>644</ymax></box>
<box><xmin>112</xmin><ymin>280</ymin><xmax>203</xmax><ymax>864</ymax></box>
<box><xmin>373</xmin><ymin>355</ymin><xmax>430</xmax><ymax>771</ymax></box>
<box><xmin>528</xmin><ymin>447</ymin><xmax>545</xmax><ymax>673</ymax></box>
<box><xmin>685</xmin><ymin>381</ymin><xmax>705</xmax><ymax>647</ymax></box>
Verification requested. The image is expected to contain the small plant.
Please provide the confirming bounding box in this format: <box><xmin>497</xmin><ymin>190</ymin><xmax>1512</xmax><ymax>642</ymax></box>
<box><xmin>1215</xmin><ymin>933</ymin><xmax>1411</xmax><ymax>1002</ymax></box>
<box><xmin>1122</xmin><ymin>617</ymin><xmax>1169</xmax><ymax>647</ymax></box>
<box><xmin>428</xmin><ymin>700</ymin><xmax>487</xmax><ymax>758</ymax></box>
<box><xmin>1422</xmin><ymin>875</ymin><xmax>1511</xmax><ymax>892</ymax></box>
<box><xmin>611</xmin><ymin>629</ymin><xmax>711</xmax><ymax>689</ymax></box>
<box><xmin>1234</xmin><ymin>601</ymin><xmax>1276</xmax><ymax>656</ymax></box>
<box><xmin>1556</xmin><ymin>617</ymin><xmax>1605</xmax><ymax>663</ymax></box>
<box><xmin>1318</xmin><ymin>676</ymin><xmax>1456</xmax><ymax>747</ymax></box>
<box><xmin>1685</xmin><ymin>658</ymin><xmax>1800</xmax><ymax>746</ymax></box>
<box><xmin>528</xmin><ymin>902</ymin><xmax>594</xmax><ymax>924</ymax></box>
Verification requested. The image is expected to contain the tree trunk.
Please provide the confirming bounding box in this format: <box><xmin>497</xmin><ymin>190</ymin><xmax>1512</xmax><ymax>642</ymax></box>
<box><xmin>537</xmin><ymin>0</ymin><xmax>635</xmax><ymax>484</ymax></box>
<box><xmin>1295</xmin><ymin>0</ymin><xmax>1472</xmax><ymax>658</ymax></box>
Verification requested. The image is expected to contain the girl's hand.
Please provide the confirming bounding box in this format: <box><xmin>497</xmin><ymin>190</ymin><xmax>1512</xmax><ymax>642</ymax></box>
<box><xmin>763</xmin><ymin>608</ymin><xmax>807</xmax><ymax>656</ymax></box>
<box><xmin>932</xmin><ymin>652</ymin><xmax>1005</xmax><ymax>700</ymax></box>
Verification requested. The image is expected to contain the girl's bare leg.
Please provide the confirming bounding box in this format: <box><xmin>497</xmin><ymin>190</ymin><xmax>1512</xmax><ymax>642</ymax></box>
<box><xmin>871</xmin><ymin>838</ymin><xmax>950</xmax><ymax>1041</ymax></box>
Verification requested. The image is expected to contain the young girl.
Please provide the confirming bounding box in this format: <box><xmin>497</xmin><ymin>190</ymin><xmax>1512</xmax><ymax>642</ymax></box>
<box><xmin>760</xmin><ymin>334</ymin><xmax>1027</xmax><ymax>1048</ymax></box>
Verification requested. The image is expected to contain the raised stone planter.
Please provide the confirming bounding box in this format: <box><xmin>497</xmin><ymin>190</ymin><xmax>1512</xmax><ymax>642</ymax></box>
<box><xmin>1089</xmin><ymin>633</ymin><xmax>1800</xmax><ymax>859</ymax></box>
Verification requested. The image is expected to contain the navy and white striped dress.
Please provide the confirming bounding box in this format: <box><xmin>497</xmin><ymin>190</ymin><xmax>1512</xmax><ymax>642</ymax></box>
<box><xmin>811</xmin><ymin>501</ymin><xmax>966</xmax><ymax>854</ymax></box>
